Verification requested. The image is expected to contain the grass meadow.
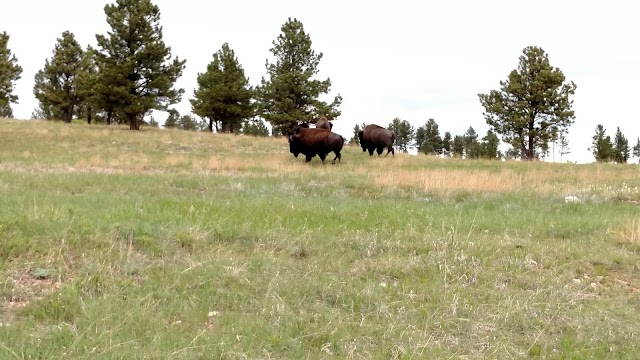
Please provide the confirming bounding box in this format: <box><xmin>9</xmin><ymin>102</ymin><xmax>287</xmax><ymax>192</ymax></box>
<box><xmin>1</xmin><ymin>118</ymin><xmax>639</xmax><ymax>359</ymax></box>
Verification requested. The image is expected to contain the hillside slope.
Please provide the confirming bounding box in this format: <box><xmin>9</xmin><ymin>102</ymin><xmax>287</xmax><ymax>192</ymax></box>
<box><xmin>1</xmin><ymin>119</ymin><xmax>639</xmax><ymax>358</ymax></box>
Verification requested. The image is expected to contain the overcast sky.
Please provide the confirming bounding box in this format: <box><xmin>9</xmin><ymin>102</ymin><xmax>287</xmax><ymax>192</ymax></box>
<box><xmin>4</xmin><ymin>0</ymin><xmax>639</xmax><ymax>163</ymax></box>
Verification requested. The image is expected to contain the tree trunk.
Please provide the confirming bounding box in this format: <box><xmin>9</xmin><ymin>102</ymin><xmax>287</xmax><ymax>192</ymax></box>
<box><xmin>87</xmin><ymin>107</ymin><xmax>92</xmax><ymax>124</ymax></box>
<box><xmin>526</xmin><ymin>120</ymin><xmax>535</xmax><ymax>160</ymax></box>
<box><xmin>106</xmin><ymin>109</ymin><xmax>112</xmax><ymax>125</ymax></box>
<box><xmin>129</xmin><ymin>114</ymin><xmax>139</xmax><ymax>130</ymax></box>
<box><xmin>208</xmin><ymin>119</ymin><xmax>213</xmax><ymax>132</ymax></box>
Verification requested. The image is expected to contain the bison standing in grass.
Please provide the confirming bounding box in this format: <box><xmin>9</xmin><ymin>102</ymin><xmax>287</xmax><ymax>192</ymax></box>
<box><xmin>289</xmin><ymin>128</ymin><xmax>344</xmax><ymax>164</ymax></box>
<box><xmin>358</xmin><ymin>124</ymin><xmax>395</xmax><ymax>156</ymax></box>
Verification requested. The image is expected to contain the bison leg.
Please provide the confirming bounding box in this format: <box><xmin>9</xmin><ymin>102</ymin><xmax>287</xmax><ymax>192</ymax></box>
<box><xmin>305</xmin><ymin>155</ymin><xmax>313</xmax><ymax>162</ymax></box>
<box><xmin>319</xmin><ymin>152</ymin><xmax>327</xmax><ymax>163</ymax></box>
<box><xmin>386</xmin><ymin>146</ymin><xmax>395</xmax><ymax>156</ymax></box>
<box><xmin>332</xmin><ymin>151</ymin><xmax>341</xmax><ymax>164</ymax></box>
<box><xmin>376</xmin><ymin>146</ymin><xmax>384</xmax><ymax>156</ymax></box>
<box><xmin>368</xmin><ymin>147</ymin><xmax>375</xmax><ymax>156</ymax></box>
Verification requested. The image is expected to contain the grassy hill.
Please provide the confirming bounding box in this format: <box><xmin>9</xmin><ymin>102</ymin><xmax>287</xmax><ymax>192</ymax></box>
<box><xmin>1</xmin><ymin>119</ymin><xmax>639</xmax><ymax>359</ymax></box>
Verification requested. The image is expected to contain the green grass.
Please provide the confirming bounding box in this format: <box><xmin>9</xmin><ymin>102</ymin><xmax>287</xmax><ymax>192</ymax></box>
<box><xmin>1</xmin><ymin>119</ymin><xmax>639</xmax><ymax>359</ymax></box>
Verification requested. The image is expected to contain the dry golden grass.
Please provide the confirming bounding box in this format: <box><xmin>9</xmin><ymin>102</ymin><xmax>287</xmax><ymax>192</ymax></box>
<box><xmin>611</xmin><ymin>217</ymin><xmax>640</xmax><ymax>252</ymax></box>
<box><xmin>2</xmin><ymin>119</ymin><xmax>639</xmax><ymax>199</ymax></box>
<box><xmin>372</xmin><ymin>161</ymin><xmax>639</xmax><ymax>196</ymax></box>
<box><xmin>374</xmin><ymin>168</ymin><xmax>534</xmax><ymax>193</ymax></box>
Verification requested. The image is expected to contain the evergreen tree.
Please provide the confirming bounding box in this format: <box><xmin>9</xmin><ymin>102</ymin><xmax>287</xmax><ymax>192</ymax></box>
<box><xmin>241</xmin><ymin>118</ymin><xmax>270</xmax><ymax>137</ymax></box>
<box><xmin>349</xmin><ymin>123</ymin><xmax>363</xmax><ymax>146</ymax></box>
<box><xmin>176</xmin><ymin>114</ymin><xmax>201</xmax><ymax>131</ymax></box>
<box><xmin>591</xmin><ymin>124</ymin><xmax>613</xmax><ymax>162</ymax></box>
<box><xmin>257</xmin><ymin>17</ymin><xmax>342</xmax><ymax>135</ymax></box>
<box><xmin>387</xmin><ymin>117</ymin><xmax>414</xmax><ymax>153</ymax></box>
<box><xmin>463</xmin><ymin>126</ymin><xmax>480</xmax><ymax>159</ymax></box>
<box><xmin>478</xmin><ymin>46</ymin><xmax>577</xmax><ymax>160</ymax></box>
<box><xmin>75</xmin><ymin>47</ymin><xmax>99</xmax><ymax>124</ymax></box>
<box><xmin>442</xmin><ymin>132</ymin><xmax>452</xmax><ymax>157</ymax></box>
<box><xmin>415</xmin><ymin>118</ymin><xmax>442</xmax><ymax>155</ymax></box>
<box><xmin>95</xmin><ymin>0</ymin><xmax>186</xmax><ymax>130</ymax></box>
<box><xmin>163</xmin><ymin>108</ymin><xmax>179</xmax><ymax>128</ymax></box>
<box><xmin>632</xmin><ymin>137</ymin><xmax>640</xmax><ymax>164</ymax></box>
<box><xmin>191</xmin><ymin>43</ymin><xmax>254</xmax><ymax>133</ymax></box>
<box><xmin>33</xmin><ymin>31</ymin><xmax>84</xmax><ymax>122</ymax></box>
<box><xmin>480</xmin><ymin>129</ymin><xmax>501</xmax><ymax>159</ymax></box>
<box><xmin>452</xmin><ymin>135</ymin><xmax>465</xmax><ymax>158</ymax></box>
<box><xmin>612</xmin><ymin>127</ymin><xmax>630</xmax><ymax>163</ymax></box>
<box><xmin>504</xmin><ymin>147</ymin><xmax>521</xmax><ymax>160</ymax></box>
<box><xmin>0</xmin><ymin>32</ymin><xmax>23</xmax><ymax>118</ymax></box>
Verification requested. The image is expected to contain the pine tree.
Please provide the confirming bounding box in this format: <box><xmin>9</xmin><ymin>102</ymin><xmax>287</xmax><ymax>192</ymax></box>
<box><xmin>257</xmin><ymin>17</ymin><xmax>342</xmax><ymax>135</ymax></box>
<box><xmin>633</xmin><ymin>137</ymin><xmax>640</xmax><ymax>164</ymax></box>
<box><xmin>241</xmin><ymin>118</ymin><xmax>270</xmax><ymax>137</ymax></box>
<box><xmin>463</xmin><ymin>126</ymin><xmax>480</xmax><ymax>159</ymax></box>
<box><xmin>479</xmin><ymin>46</ymin><xmax>577</xmax><ymax>160</ymax></box>
<box><xmin>33</xmin><ymin>31</ymin><xmax>84</xmax><ymax>122</ymax></box>
<box><xmin>387</xmin><ymin>118</ymin><xmax>414</xmax><ymax>153</ymax></box>
<box><xmin>591</xmin><ymin>124</ymin><xmax>613</xmax><ymax>163</ymax></box>
<box><xmin>176</xmin><ymin>114</ymin><xmax>201</xmax><ymax>131</ymax></box>
<box><xmin>0</xmin><ymin>32</ymin><xmax>23</xmax><ymax>118</ymax></box>
<box><xmin>452</xmin><ymin>135</ymin><xmax>465</xmax><ymax>158</ymax></box>
<box><xmin>480</xmin><ymin>129</ymin><xmax>501</xmax><ymax>159</ymax></box>
<box><xmin>75</xmin><ymin>47</ymin><xmax>99</xmax><ymax>124</ymax></box>
<box><xmin>612</xmin><ymin>127</ymin><xmax>630</xmax><ymax>163</ymax></box>
<box><xmin>442</xmin><ymin>132</ymin><xmax>452</xmax><ymax>157</ymax></box>
<box><xmin>191</xmin><ymin>43</ymin><xmax>254</xmax><ymax>133</ymax></box>
<box><xmin>349</xmin><ymin>123</ymin><xmax>362</xmax><ymax>146</ymax></box>
<box><xmin>504</xmin><ymin>147</ymin><xmax>521</xmax><ymax>160</ymax></box>
<box><xmin>163</xmin><ymin>108</ymin><xmax>179</xmax><ymax>128</ymax></box>
<box><xmin>415</xmin><ymin>118</ymin><xmax>442</xmax><ymax>155</ymax></box>
<box><xmin>95</xmin><ymin>0</ymin><xmax>186</xmax><ymax>130</ymax></box>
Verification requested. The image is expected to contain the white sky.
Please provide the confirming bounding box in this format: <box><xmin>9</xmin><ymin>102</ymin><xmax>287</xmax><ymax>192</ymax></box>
<box><xmin>4</xmin><ymin>0</ymin><xmax>640</xmax><ymax>163</ymax></box>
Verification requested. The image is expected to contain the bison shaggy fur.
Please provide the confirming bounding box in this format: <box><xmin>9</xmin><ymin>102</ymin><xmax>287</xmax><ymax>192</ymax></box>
<box><xmin>315</xmin><ymin>118</ymin><xmax>333</xmax><ymax>131</ymax></box>
<box><xmin>357</xmin><ymin>124</ymin><xmax>395</xmax><ymax>156</ymax></box>
<box><xmin>289</xmin><ymin>128</ymin><xmax>345</xmax><ymax>164</ymax></box>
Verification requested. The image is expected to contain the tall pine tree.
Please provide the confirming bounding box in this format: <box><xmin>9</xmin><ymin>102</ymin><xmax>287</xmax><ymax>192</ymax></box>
<box><xmin>463</xmin><ymin>126</ymin><xmax>480</xmax><ymax>159</ymax></box>
<box><xmin>591</xmin><ymin>124</ymin><xmax>613</xmax><ymax>163</ymax></box>
<box><xmin>95</xmin><ymin>0</ymin><xmax>186</xmax><ymax>130</ymax></box>
<box><xmin>415</xmin><ymin>118</ymin><xmax>442</xmax><ymax>155</ymax></box>
<box><xmin>33</xmin><ymin>31</ymin><xmax>84</xmax><ymax>122</ymax></box>
<box><xmin>387</xmin><ymin>118</ymin><xmax>414</xmax><ymax>153</ymax></box>
<box><xmin>442</xmin><ymin>132</ymin><xmax>452</xmax><ymax>157</ymax></box>
<box><xmin>191</xmin><ymin>43</ymin><xmax>254</xmax><ymax>133</ymax></box>
<box><xmin>0</xmin><ymin>32</ymin><xmax>23</xmax><ymax>118</ymax></box>
<box><xmin>452</xmin><ymin>135</ymin><xmax>465</xmax><ymax>158</ymax></box>
<box><xmin>75</xmin><ymin>47</ymin><xmax>99</xmax><ymax>124</ymax></box>
<box><xmin>480</xmin><ymin>130</ymin><xmax>501</xmax><ymax>159</ymax></box>
<box><xmin>257</xmin><ymin>17</ymin><xmax>342</xmax><ymax>135</ymax></box>
<box><xmin>633</xmin><ymin>138</ymin><xmax>640</xmax><ymax>164</ymax></box>
<box><xmin>479</xmin><ymin>46</ymin><xmax>577</xmax><ymax>160</ymax></box>
<box><xmin>612</xmin><ymin>127</ymin><xmax>630</xmax><ymax>163</ymax></box>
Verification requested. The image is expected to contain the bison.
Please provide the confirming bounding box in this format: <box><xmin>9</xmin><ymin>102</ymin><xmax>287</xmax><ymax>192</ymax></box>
<box><xmin>315</xmin><ymin>117</ymin><xmax>333</xmax><ymax>131</ymax></box>
<box><xmin>358</xmin><ymin>124</ymin><xmax>395</xmax><ymax>156</ymax></box>
<box><xmin>289</xmin><ymin>128</ymin><xmax>345</xmax><ymax>164</ymax></box>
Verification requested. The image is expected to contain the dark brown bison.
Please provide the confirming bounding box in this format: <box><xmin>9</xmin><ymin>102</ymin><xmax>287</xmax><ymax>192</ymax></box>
<box><xmin>289</xmin><ymin>128</ymin><xmax>345</xmax><ymax>164</ymax></box>
<box><xmin>315</xmin><ymin>117</ymin><xmax>333</xmax><ymax>131</ymax></box>
<box><xmin>358</xmin><ymin>124</ymin><xmax>395</xmax><ymax>156</ymax></box>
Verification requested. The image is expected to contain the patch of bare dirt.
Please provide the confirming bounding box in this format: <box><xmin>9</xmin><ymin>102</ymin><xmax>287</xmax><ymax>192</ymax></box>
<box><xmin>2</xmin><ymin>268</ymin><xmax>61</xmax><ymax>315</ymax></box>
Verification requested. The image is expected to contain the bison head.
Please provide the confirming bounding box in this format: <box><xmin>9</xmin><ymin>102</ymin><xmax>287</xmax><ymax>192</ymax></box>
<box><xmin>357</xmin><ymin>130</ymin><xmax>366</xmax><ymax>151</ymax></box>
<box><xmin>288</xmin><ymin>134</ymin><xmax>301</xmax><ymax>158</ymax></box>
